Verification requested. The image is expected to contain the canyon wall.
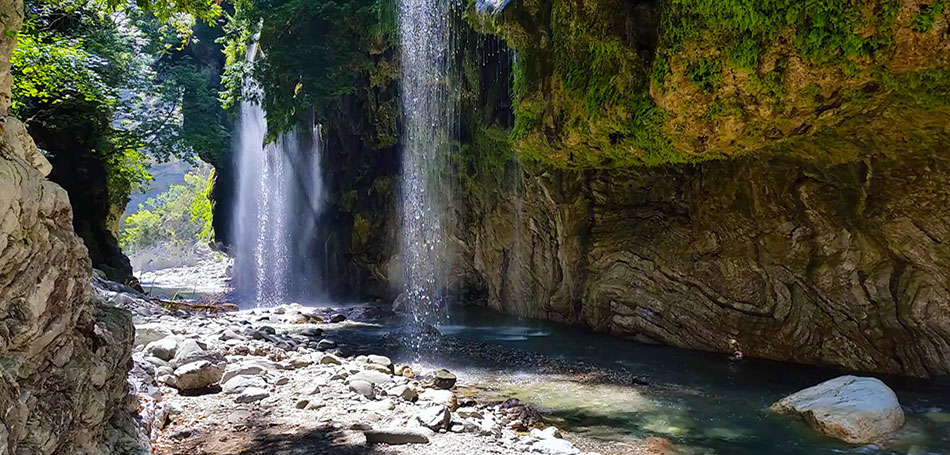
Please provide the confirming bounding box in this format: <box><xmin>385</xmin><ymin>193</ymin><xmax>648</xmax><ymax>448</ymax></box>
<box><xmin>456</xmin><ymin>150</ymin><xmax>950</xmax><ymax>378</ymax></box>
<box><xmin>213</xmin><ymin>0</ymin><xmax>950</xmax><ymax>378</ymax></box>
<box><xmin>0</xmin><ymin>3</ymin><xmax>135</xmax><ymax>452</ymax></box>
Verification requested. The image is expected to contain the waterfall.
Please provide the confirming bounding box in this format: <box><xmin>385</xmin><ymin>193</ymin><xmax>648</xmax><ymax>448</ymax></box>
<box><xmin>232</xmin><ymin>43</ymin><xmax>326</xmax><ymax>307</ymax></box>
<box><xmin>397</xmin><ymin>0</ymin><xmax>455</xmax><ymax>329</ymax></box>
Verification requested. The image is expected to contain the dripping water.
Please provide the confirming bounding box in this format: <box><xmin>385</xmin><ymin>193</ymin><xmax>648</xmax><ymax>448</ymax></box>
<box><xmin>397</xmin><ymin>0</ymin><xmax>456</xmax><ymax>340</ymax></box>
<box><xmin>232</xmin><ymin>43</ymin><xmax>326</xmax><ymax>307</ymax></box>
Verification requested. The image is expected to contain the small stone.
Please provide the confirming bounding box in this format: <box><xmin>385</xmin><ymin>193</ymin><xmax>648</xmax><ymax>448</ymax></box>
<box><xmin>286</xmin><ymin>356</ymin><xmax>312</xmax><ymax>370</ymax></box>
<box><xmin>349</xmin><ymin>380</ymin><xmax>375</xmax><ymax>399</ymax></box>
<box><xmin>530</xmin><ymin>426</ymin><xmax>561</xmax><ymax>439</ymax></box>
<box><xmin>417</xmin><ymin>405</ymin><xmax>452</xmax><ymax>431</ymax></box>
<box><xmin>433</xmin><ymin>369</ymin><xmax>456</xmax><ymax>389</ymax></box>
<box><xmin>386</xmin><ymin>385</ymin><xmax>418</xmax><ymax>402</ymax></box>
<box><xmin>395</xmin><ymin>364</ymin><xmax>414</xmax><ymax>378</ymax></box>
<box><xmin>364</xmin><ymin>363</ymin><xmax>393</xmax><ymax>375</ymax></box>
<box><xmin>219</xmin><ymin>329</ymin><xmax>240</xmax><ymax>341</ymax></box>
<box><xmin>532</xmin><ymin>438</ymin><xmax>580</xmax><ymax>454</ymax></box>
<box><xmin>221</xmin><ymin>375</ymin><xmax>268</xmax><ymax>394</ymax></box>
<box><xmin>350</xmin><ymin>370</ymin><xmax>393</xmax><ymax>385</ymax></box>
<box><xmin>419</xmin><ymin>389</ymin><xmax>457</xmax><ymax>410</ymax></box>
<box><xmin>456</xmin><ymin>407</ymin><xmax>483</xmax><ymax>420</ymax></box>
<box><xmin>316</xmin><ymin>339</ymin><xmax>337</xmax><ymax>351</ymax></box>
<box><xmin>327</xmin><ymin>314</ymin><xmax>346</xmax><ymax>323</ymax></box>
<box><xmin>295</xmin><ymin>399</ymin><xmax>310</xmax><ymax>409</ymax></box>
<box><xmin>235</xmin><ymin>387</ymin><xmax>270</xmax><ymax>403</ymax></box>
<box><xmin>145</xmin><ymin>337</ymin><xmax>179</xmax><ymax>362</ymax></box>
<box><xmin>301</xmin><ymin>328</ymin><xmax>323</xmax><ymax>338</ymax></box>
<box><xmin>319</xmin><ymin>354</ymin><xmax>342</xmax><ymax>365</ymax></box>
<box><xmin>363</xmin><ymin>428</ymin><xmax>431</xmax><ymax>445</ymax></box>
<box><xmin>367</xmin><ymin>355</ymin><xmax>393</xmax><ymax>372</ymax></box>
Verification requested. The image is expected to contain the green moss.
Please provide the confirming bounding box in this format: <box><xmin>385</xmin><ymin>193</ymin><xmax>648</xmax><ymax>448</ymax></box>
<box><xmin>686</xmin><ymin>58</ymin><xmax>722</xmax><ymax>93</ymax></box>
<box><xmin>351</xmin><ymin>214</ymin><xmax>370</xmax><ymax>248</ymax></box>
<box><xmin>913</xmin><ymin>0</ymin><xmax>946</xmax><ymax>32</ymax></box>
<box><xmin>475</xmin><ymin>0</ymin><xmax>946</xmax><ymax>168</ymax></box>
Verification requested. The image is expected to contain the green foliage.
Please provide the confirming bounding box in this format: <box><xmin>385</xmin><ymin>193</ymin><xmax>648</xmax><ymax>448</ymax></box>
<box><xmin>102</xmin><ymin>0</ymin><xmax>221</xmax><ymax>23</ymax></box>
<box><xmin>686</xmin><ymin>58</ymin><xmax>722</xmax><ymax>93</ymax></box>
<box><xmin>913</xmin><ymin>0</ymin><xmax>946</xmax><ymax>32</ymax></box>
<box><xmin>12</xmin><ymin>0</ymin><xmax>225</xmax><ymax>218</ymax></box>
<box><xmin>119</xmin><ymin>170</ymin><xmax>214</xmax><ymax>252</ymax></box>
<box><xmin>660</xmin><ymin>0</ymin><xmax>903</xmax><ymax>69</ymax></box>
<box><xmin>221</xmin><ymin>0</ymin><xmax>394</xmax><ymax>139</ymax></box>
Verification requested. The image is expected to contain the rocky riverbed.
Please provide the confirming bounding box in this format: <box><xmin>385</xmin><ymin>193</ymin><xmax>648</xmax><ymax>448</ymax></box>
<box><xmin>97</xmin><ymin>281</ymin><xmax>674</xmax><ymax>455</ymax></box>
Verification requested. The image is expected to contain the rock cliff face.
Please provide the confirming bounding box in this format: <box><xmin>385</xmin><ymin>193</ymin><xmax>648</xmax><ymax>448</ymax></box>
<box><xmin>0</xmin><ymin>6</ymin><xmax>135</xmax><ymax>450</ymax></box>
<box><xmin>211</xmin><ymin>0</ymin><xmax>950</xmax><ymax>378</ymax></box>
<box><xmin>0</xmin><ymin>115</ymin><xmax>135</xmax><ymax>454</ymax></box>
<box><xmin>458</xmin><ymin>149</ymin><xmax>949</xmax><ymax>378</ymax></box>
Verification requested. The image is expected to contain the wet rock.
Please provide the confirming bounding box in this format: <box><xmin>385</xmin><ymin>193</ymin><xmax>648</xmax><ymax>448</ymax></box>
<box><xmin>433</xmin><ymin>369</ymin><xmax>457</xmax><ymax>389</ymax></box>
<box><xmin>363</xmin><ymin>428</ymin><xmax>432</xmax><ymax>444</ymax></box>
<box><xmin>301</xmin><ymin>328</ymin><xmax>323</xmax><ymax>338</ymax></box>
<box><xmin>320</xmin><ymin>354</ymin><xmax>343</xmax><ymax>365</ymax></box>
<box><xmin>316</xmin><ymin>339</ymin><xmax>338</xmax><ymax>351</ymax></box>
<box><xmin>769</xmin><ymin>375</ymin><xmax>904</xmax><ymax>444</ymax></box>
<box><xmin>173</xmin><ymin>360</ymin><xmax>225</xmax><ymax>390</ymax></box>
<box><xmin>349</xmin><ymin>380</ymin><xmax>375</xmax><ymax>399</ymax></box>
<box><xmin>327</xmin><ymin>314</ymin><xmax>346</xmax><ymax>323</ymax></box>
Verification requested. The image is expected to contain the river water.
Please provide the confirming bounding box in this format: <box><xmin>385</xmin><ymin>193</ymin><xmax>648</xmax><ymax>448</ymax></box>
<box><xmin>331</xmin><ymin>305</ymin><xmax>950</xmax><ymax>455</ymax></box>
<box><xmin>140</xmin><ymin>265</ymin><xmax>950</xmax><ymax>454</ymax></box>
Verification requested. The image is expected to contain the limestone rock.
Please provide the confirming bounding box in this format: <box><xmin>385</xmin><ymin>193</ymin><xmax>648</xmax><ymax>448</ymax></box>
<box><xmin>416</xmin><ymin>405</ymin><xmax>451</xmax><ymax>431</ymax></box>
<box><xmin>174</xmin><ymin>360</ymin><xmax>225</xmax><ymax>391</ymax></box>
<box><xmin>349</xmin><ymin>380</ymin><xmax>375</xmax><ymax>399</ymax></box>
<box><xmin>234</xmin><ymin>387</ymin><xmax>270</xmax><ymax>403</ymax></box>
<box><xmin>0</xmin><ymin>115</ymin><xmax>135</xmax><ymax>454</ymax></box>
<box><xmin>769</xmin><ymin>376</ymin><xmax>905</xmax><ymax>444</ymax></box>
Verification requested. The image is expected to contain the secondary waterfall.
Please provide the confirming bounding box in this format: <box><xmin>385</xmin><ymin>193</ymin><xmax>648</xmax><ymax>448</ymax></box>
<box><xmin>232</xmin><ymin>44</ymin><xmax>326</xmax><ymax>307</ymax></box>
<box><xmin>398</xmin><ymin>0</ymin><xmax>455</xmax><ymax>328</ymax></box>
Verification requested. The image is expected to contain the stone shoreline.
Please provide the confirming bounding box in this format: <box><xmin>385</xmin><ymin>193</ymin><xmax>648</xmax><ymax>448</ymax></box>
<box><xmin>97</xmin><ymin>284</ymin><xmax>666</xmax><ymax>455</ymax></box>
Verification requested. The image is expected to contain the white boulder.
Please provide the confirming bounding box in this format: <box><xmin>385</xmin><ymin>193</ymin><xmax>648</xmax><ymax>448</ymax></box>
<box><xmin>769</xmin><ymin>375</ymin><xmax>904</xmax><ymax>444</ymax></box>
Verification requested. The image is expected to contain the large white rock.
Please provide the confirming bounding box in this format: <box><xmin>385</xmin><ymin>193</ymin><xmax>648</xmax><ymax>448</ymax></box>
<box><xmin>173</xmin><ymin>360</ymin><xmax>225</xmax><ymax>391</ymax></box>
<box><xmin>769</xmin><ymin>375</ymin><xmax>904</xmax><ymax>444</ymax></box>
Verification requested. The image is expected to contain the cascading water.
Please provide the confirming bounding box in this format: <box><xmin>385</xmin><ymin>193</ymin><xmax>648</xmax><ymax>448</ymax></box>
<box><xmin>232</xmin><ymin>43</ymin><xmax>326</xmax><ymax>307</ymax></box>
<box><xmin>397</xmin><ymin>0</ymin><xmax>456</xmax><ymax>331</ymax></box>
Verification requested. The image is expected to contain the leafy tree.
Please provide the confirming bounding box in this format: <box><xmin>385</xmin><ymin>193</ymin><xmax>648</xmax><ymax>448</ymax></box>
<box><xmin>119</xmin><ymin>169</ymin><xmax>214</xmax><ymax>252</ymax></box>
<box><xmin>220</xmin><ymin>0</ymin><xmax>392</xmax><ymax>138</ymax></box>
<box><xmin>11</xmin><ymin>0</ymin><xmax>225</xmax><ymax>215</ymax></box>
